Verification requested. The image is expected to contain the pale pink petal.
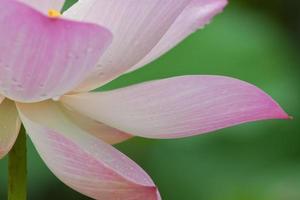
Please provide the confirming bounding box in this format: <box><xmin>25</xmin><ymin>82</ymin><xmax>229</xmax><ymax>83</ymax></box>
<box><xmin>64</xmin><ymin>0</ymin><xmax>194</xmax><ymax>91</ymax></box>
<box><xmin>61</xmin><ymin>76</ymin><xmax>288</xmax><ymax>139</ymax></box>
<box><xmin>17</xmin><ymin>101</ymin><xmax>160</xmax><ymax>200</ymax></box>
<box><xmin>0</xmin><ymin>0</ymin><xmax>112</xmax><ymax>103</ymax></box>
<box><xmin>0</xmin><ymin>99</ymin><xmax>21</xmax><ymax>159</ymax></box>
<box><xmin>61</xmin><ymin>105</ymin><xmax>132</xmax><ymax>144</ymax></box>
<box><xmin>17</xmin><ymin>0</ymin><xmax>65</xmax><ymax>14</ymax></box>
<box><xmin>128</xmin><ymin>0</ymin><xmax>227</xmax><ymax>72</ymax></box>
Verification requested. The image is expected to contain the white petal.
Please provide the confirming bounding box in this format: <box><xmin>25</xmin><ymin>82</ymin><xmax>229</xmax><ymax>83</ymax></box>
<box><xmin>64</xmin><ymin>0</ymin><xmax>193</xmax><ymax>91</ymax></box>
<box><xmin>61</xmin><ymin>75</ymin><xmax>288</xmax><ymax>139</ymax></box>
<box><xmin>61</xmin><ymin>104</ymin><xmax>132</xmax><ymax>144</ymax></box>
<box><xmin>128</xmin><ymin>0</ymin><xmax>227</xmax><ymax>72</ymax></box>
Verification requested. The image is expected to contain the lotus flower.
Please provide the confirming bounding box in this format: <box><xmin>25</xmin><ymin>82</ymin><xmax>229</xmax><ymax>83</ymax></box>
<box><xmin>0</xmin><ymin>0</ymin><xmax>288</xmax><ymax>199</ymax></box>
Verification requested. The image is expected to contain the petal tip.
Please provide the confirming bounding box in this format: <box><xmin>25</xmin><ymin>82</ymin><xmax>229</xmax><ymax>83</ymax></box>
<box><xmin>265</xmin><ymin>107</ymin><xmax>290</xmax><ymax>121</ymax></box>
<box><xmin>274</xmin><ymin>110</ymin><xmax>290</xmax><ymax>120</ymax></box>
<box><xmin>265</xmin><ymin>97</ymin><xmax>289</xmax><ymax>120</ymax></box>
<box><xmin>146</xmin><ymin>186</ymin><xmax>161</xmax><ymax>200</ymax></box>
<box><xmin>277</xmin><ymin>109</ymin><xmax>290</xmax><ymax>120</ymax></box>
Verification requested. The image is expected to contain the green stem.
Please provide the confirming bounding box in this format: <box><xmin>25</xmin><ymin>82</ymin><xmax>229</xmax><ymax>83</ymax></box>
<box><xmin>8</xmin><ymin>125</ymin><xmax>27</xmax><ymax>200</ymax></box>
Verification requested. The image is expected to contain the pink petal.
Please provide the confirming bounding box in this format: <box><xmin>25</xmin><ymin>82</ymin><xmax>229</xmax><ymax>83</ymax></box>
<box><xmin>64</xmin><ymin>0</ymin><xmax>194</xmax><ymax>91</ymax></box>
<box><xmin>0</xmin><ymin>99</ymin><xmax>21</xmax><ymax>159</ymax></box>
<box><xmin>61</xmin><ymin>105</ymin><xmax>132</xmax><ymax>144</ymax></box>
<box><xmin>17</xmin><ymin>0</ymin><xmax>65</xmax><ymax>14</ymax></box>
<box><xmin>0</xmin><ymin>0</ymin><xmax>112</xmax><ymax>102</ymax></box>
<box><xmin>61</xmin><ymin>76</ymin><xmax>288</xmax><ymax>139</ymax></box>
<box><xmin>17</xmin><ymin>101</ymin><xmax>160</xmax><ymax>200</ymax></box>
<box><xmin>128</xmin><ymin>0</ymin><xmax>227</xmax><ymax>72</ymax></box>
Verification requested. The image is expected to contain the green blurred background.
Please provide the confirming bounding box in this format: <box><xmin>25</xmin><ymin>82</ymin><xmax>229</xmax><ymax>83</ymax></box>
<box><xmin>1</xmin><ymin>0</ymin><xmax>300</xmax><ymax>199</ymax></box>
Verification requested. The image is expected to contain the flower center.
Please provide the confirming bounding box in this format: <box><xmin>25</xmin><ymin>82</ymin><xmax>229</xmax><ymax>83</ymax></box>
<box><xmin>48</xmin><ymin>9</ymin><xmax>61</xmax><ymax>18</ymax></box>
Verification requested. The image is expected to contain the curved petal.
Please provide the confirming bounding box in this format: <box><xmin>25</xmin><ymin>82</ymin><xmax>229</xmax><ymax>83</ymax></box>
<box><xmin>61</xmin><ymin>104</ymin><xmax>132</xmax><ymax>144</ymax></box>
<box><xmin>64</xmin><ymin>0</ymin><xmax>193</xmax><ymax>91</ymax></box>
<box><xmin>17</xmin><ymin>0</ymin><xmax>65</xmax><ymax>14</ymax></box>
<box><xmin>0</xmin><ymin>0</ymin><xmax>112</xmax><ymax>103</ymax></box>
<box><xmin>0</xmin><ymin>99</ymin><xmax>21</xmax><ymax>159</ymax></box>
<box><xmin>61</xmin><ymin>76</ymin><xmax>288</xmax><ymax>139</ymax></box>
<box><xmin>128</xmin><ymin>0</ymin><xmax>227</xmax><ymax>73</ymax></box>
<box><xmin>17</xmin><ymin>101</ymin><xmax>160</xmax><ymax>200</ymax></box>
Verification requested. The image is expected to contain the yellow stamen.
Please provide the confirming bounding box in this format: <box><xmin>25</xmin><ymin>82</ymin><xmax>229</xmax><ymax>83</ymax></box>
<box><xmin>48</xmin><ymin>9</ymin><xmax>61</xmax><ymax>18</ymax></box>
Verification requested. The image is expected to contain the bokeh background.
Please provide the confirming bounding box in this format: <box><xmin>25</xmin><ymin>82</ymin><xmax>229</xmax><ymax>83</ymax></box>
<box><xmin>1</xmin><ymin>0</ymin><xmax>300</xmax><ymax>199</ymax></box>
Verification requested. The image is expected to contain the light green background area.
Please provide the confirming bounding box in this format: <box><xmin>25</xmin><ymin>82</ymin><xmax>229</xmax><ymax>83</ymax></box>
<box><xmin>1</xmin><ymin>0</ymin><xmax>300</xmax><ymax>199</ymax></box>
